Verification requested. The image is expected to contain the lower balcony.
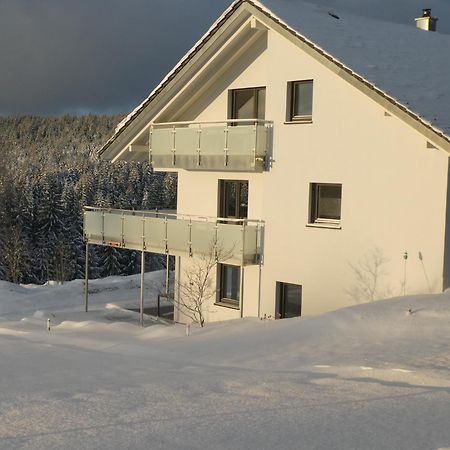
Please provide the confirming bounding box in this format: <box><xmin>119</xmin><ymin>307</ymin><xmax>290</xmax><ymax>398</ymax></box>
<box><xmin>83</xmin><ymin>207</ymin><xmax>263</xmax><ymax>266</ymax></box>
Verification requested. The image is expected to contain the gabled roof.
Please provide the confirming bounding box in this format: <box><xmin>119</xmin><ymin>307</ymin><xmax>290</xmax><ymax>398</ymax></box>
<box><xmin>100</xmin><ymin>0</ymin><xmax>450</xmax><ymax>157</ymax></box>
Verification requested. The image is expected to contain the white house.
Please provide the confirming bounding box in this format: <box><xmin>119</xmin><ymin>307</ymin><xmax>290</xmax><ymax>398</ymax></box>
<box><xmin>84</xmin><ymin>0</ymin><xmax>450</xmax><ymax>324</ymax></box>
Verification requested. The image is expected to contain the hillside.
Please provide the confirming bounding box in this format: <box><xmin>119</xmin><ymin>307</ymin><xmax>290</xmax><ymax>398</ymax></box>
<box><xmin>0</xmin><ymin>275</ymin><xmax>449</xmax><ymax>449</ymax></box>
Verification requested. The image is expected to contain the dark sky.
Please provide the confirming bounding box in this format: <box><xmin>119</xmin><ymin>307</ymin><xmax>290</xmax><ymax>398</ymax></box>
<box><xmin>0</xmin><ymin>0</ymin><xmax>448</xmax><ymax>116</ymax></box>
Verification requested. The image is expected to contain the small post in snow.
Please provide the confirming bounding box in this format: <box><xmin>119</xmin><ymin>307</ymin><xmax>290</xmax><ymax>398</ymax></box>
<box><xmin>47</xmin><ymin>318</ymin><xmax>51</xmax><ymax>331</ymax></box>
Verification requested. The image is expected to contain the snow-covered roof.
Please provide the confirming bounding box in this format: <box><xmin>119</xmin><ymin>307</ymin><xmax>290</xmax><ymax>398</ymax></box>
<box><xmin>101</xmin><ymin>0</ymin><xmax>450</xmax><ymax>155</ymax></box>
<box><xmin>260</xmin><ymin>0</ymin><xmax>450</xmax><ymax>137</ymax></box>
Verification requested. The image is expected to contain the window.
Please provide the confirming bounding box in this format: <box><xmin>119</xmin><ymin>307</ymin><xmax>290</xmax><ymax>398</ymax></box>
<box><xmin>229</xmin><ymin>87</ymin><xmax>266</xmax><ymax>121</ymax></box>
<box><xmin>219</xmin><ymin>180</ymin><xmax>248</xmax><ymax>221</ymax></box>
<box><xmin>218</xmin><ymin>264</ymin><xmax>241</xmax><ymax>306</ymax></box>
<box><xmin>276</xmin><ymin>282</ymin><xmax>302</xmax><ymax>318</ymax></box>
<box><xmin>287</xmin><ymin>80</ymin><xmax>313</xmax><ymax>122</ymax></box>
<box><xmin>310</xmin><ymin>183</ymin><xmax>342</xmax><ymax>225</ymax></box>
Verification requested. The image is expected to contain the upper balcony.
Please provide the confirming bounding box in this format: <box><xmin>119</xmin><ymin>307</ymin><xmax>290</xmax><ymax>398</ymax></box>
<box><xmin>128</xmin><ymin>119</ymin><xmax>272</xmax><ymax>172</ymax></box>
<box><xmin>84</xmin><ymin>207</ymin><xmax>263</xmax><ymax>266</ymax></box>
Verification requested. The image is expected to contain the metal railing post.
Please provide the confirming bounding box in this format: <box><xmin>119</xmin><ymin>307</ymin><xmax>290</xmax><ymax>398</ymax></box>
<box><xmin>256</xmin><ymin>221</ymin><xmax>262</xmax><ymax>264</ymax></box>
<box><xmin>166</xmin><ymin>253</ymin><xmax>170</xmax><ymax>296</ymax></box>
<box><xmin>164</xmin><ymin>216</ymin><xmax>169</xmax><ymax>254</ymax></box>
<box><xmin>188</xmin><ymin>218</ymin><xmax>192</xmax><ymax>257</ymax></box>
<box><xmin>101</xmin><ymin>211</ymin><xmax>105</xmax><ymax>244</ymax></box>
<box><xmin>171</xmin><ymin>125</ymin><xmax>176</xmax><ymax>166</ymax></box>
<box><xmin>121</xmin><ymin>213</ymin><xmax>125</xmax><ymax>247</ymax></box>
<box><xmin>223</xmin><ymin>123</ymin><xmax>229</xmax><ymax>167</ymax></box>
<box><xmin>149</xmin><ymin>125</ymin><xmax>153</xmax><ymax>167</ymax></box>
<box><xmin>214</xmin><ymin>219</ymin><xmax>219</xmax><ymax>261</ymax></box>
<box><xmin>197</xmin><ymin>124</ymin><xmax>202</xmax><ymax>167</ymax></box>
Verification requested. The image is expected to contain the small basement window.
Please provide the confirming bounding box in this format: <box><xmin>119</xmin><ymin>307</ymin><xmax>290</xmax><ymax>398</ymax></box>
<box><xmin>310</xmin><ymin>183</ymin><xmax>342</xmax><ymax>225</ymax></box>
<box><xmin>287</xmin><ymin>80</ymin><xmax>313</xmax><ymax>122</ymax></box>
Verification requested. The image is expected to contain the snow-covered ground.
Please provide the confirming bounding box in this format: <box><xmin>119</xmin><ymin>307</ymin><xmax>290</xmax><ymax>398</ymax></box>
<box><xmin>1</xmin><ymin>272</ymin><xmax>450</xmax><ymax>449</ymax></box>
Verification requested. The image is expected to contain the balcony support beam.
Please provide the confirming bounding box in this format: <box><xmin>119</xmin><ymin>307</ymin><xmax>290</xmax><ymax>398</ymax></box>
<box><xmin>84</xmin><ymin>242</ymin><xmax>89</xmax><ymax>313</ymax></box>
<box><xmin>140</xmin><ymin>249</ymin><xmax>145</xmax><ymax>327</ymax></box>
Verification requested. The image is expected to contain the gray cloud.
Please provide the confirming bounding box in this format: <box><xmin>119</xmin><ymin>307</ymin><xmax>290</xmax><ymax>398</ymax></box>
<box><xmin>0</xmin><ymin>0</ymin><xmax>229</xmax><ymax>116</ymax></box>
<box><xmin>0</xmin><ymin>0</ymin><xmax>448</xmax><ymax>116</ymax></box>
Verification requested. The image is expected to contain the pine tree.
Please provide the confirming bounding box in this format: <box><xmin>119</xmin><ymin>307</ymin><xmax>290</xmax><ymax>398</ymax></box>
<box><xmin>0</xmin><ymin>225</ymin><xmax>30</xmax><ymax>284</ymax></box>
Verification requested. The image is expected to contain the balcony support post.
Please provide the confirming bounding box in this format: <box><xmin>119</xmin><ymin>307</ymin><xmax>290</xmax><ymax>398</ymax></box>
<box><xmin>140</xmin><ymin>248</ymin><xmax>145</xmax><ymax>327</ymax></box>
<box><xmin>241</xmin><ymin>222</ymin><xmax>246</xmax><ymax>265</ymax></box>
<box><xmin>84</xmin><ymin>242</ymin><xmax>89</xmax><ymax>313</ymax></box>
<box><xmin>240</xmin><ymin>266</ymin><xmax>245</xmax><ymax>318</ymax></box>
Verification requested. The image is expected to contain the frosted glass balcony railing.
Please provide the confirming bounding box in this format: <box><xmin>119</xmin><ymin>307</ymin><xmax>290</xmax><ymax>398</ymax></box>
<box><xmin>84</xmin><ymin>207</ymin><xmax>264</xmax><ymax>266</ymax></box>
<box><xmin>149</xmin><ymin>119</ymin><xmax>271</xmax><ymax>172</ymax></box>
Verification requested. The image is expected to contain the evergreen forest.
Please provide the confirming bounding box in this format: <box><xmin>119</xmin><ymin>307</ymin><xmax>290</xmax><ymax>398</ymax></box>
<box><xmin>0</xmin><ymin>115</ymin><xmax>177</xmax><ymax>285</ymax></box>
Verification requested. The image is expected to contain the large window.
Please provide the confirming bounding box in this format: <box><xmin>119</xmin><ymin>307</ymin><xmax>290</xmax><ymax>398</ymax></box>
<box><xmin>287</xmin><ymin>80</ymin><xmax>313</xmax><ymax>122</ymax></box>
<box><xmin>310</xmin><ymin>183</ymin><xmax>342</xmax><ymax>225</ymax></box>
<box><xmin>218</xmin><ymin>264</ymin><xmax>240</xmax><ymax>306</ymax></box>
<box><xmin>219</xmin><ymin>180</ymin><xmax>248</xmax><ymax>220</ymax></box>
<box><xmin>229</xmin><ymin>87</ymin><xmax>266</xmax><ymax>121</ymax></box>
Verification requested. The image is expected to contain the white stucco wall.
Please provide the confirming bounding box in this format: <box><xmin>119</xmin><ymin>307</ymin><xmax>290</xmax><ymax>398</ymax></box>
<box><xmin>171</xmin><ymin>22</ymin><xmax>449</xmax><ymax>322</ymax></box>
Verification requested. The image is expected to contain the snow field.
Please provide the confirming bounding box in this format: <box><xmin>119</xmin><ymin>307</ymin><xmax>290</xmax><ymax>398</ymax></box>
<box><xmin>0</xmin><ymin>273</ymin><xmax>450</xmax><ymax>449</ymax></box>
